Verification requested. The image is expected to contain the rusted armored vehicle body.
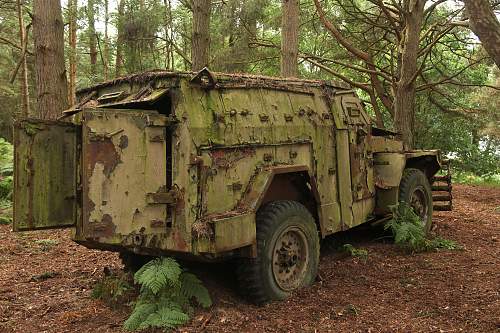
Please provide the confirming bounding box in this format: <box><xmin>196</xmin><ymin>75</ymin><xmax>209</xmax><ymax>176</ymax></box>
<box><xmin>13</xmin><ymin>70</ymin><xmax>452</xmax><ymax>303</ymax></box>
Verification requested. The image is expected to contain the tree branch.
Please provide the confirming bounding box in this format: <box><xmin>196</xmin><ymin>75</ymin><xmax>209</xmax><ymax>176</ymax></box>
<box><xmin>302</xmin><ymin>56</ymin><xmax>371</xmax><ymax>91</ymax></box>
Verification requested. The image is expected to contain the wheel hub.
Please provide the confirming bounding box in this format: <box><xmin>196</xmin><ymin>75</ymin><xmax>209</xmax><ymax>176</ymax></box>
<box><xmin>272</xmin><ymin>227</ymin><xmax>309</xmax><ymax>291</ymax></box>
<box><xmin>410</xmin><ymin>187</ymin><xmax>428</xmax><ymax>225</ymax></box>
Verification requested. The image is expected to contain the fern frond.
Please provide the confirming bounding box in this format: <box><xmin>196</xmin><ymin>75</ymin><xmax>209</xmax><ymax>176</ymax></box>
<box><xmin>137</xmin><ymin>307</ymin><xmax>189</xmax><ymax>330</ymax></box>
<box><xmin>123</xmin><ymin>302</ymin><xmax>157</xmax><ymax>331</ymax></box>
<box><xmin>180</xmin><ymin>272</ymin><xmax>212</xmax><ymax>308</ymax></box>
<box><xmin>125</xmin><ymin>257</ymin><xmax>212</xmax><ymax>331</ymax></box>
<box><xmin>134</xmin><ymin>257</ymin><xmax>182</xmax><ymax>294</ymax></box>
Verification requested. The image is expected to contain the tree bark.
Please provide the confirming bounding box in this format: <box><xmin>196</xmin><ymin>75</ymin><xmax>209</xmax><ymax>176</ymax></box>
<box><xmin>33</xmin><ymin>0</ymin><xmax>68</xmax><ymax>119</ymax></box>
<box><xmin>163</xmin><ymin>0</ymin><xmax>174</xmax><ymax>70</ymax></box>
<box><xmin>313</xmin><ymin>0</ymin><xmax>426</xmax><ymax>148</ymax></box>
<box><xmin>103</xmin><ymin>0</ymin><xmax>109</xmax><ymax>80</ymax></box>
<box><xmin>394</xmin><ymin>0</ymin><xmax>426</xmax><ymax>149</ymax></box>
<box><xmin>87</xmin><ymin>0</ymin><xmax>98</xmax><ymax>77</ymax></box>
<box><xmin>68</xmin><ymin>0</ymin><xmax>77</xmax><ymax>106</ymax></box>
<box><xmin>463</xmin><ymin>0</ymin><xmax>500</xmax><ymax>68</ymax></box>
<box><xmin>280</xmin><ymin>0</ymin><xmax>299</xmax><ymax>77</ymax></box>
<box><xmin>115</xmin><ymin>0</ymin><xmax>125</xmax><ymax>77</ymax></box>
<box><xmin>191</xmin><ymin>0</ymin><xmax>211</xmax><ymax>71</ymax></box>
<box><xmin>16</xmin><ymin>0</ymin><xmax>29</xmax><ymax>118</ymax></box>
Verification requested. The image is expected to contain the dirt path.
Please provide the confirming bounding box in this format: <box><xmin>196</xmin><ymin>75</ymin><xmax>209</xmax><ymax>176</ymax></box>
<box><xmin>0</xmin><ymin>184</ymin><xmax>498</xmax><ymax>333</ymax></box>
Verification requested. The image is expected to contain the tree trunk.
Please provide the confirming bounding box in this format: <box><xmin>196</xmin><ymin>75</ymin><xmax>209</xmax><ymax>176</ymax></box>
<box><xmin>463</xmin><ymin>0</ymin><xmax>500</xmax><ymax>68</ymax></box>
<box><xmin>68</xmin><ymin>0</ymin><xmax>77</xmax><ymax>106</ymax></box>
<box><xmin>33</xmin><ymin>0</ymin><xmax>68</xmax><ymax>119</ymax></box>
<box><xmin>163</xmin><ymin>0</ymin><xmax>174</xmax><ymax>70</ymax></box>
<box><xmin>16</xmin><ymin>0</ymin><xmax>29</xmax><ymax>117</ymax></box>
<box><xmin>103</xmin><ymin>0</ymin><xmax>109</xmax><ymax>80</ymax></box>
<box><xmin>393</xmin><ymin>0</ymin><xmax>426</xmax><ymax>149</ymax></box>
<box><xmin>115</xmin><ymin>0</ymin><xmax>125</xmax><ymax>77</ymax></box>
<box><xmin>191</xmin><ymin>0</ymin><xmax>211</xmax><ymax>71</ymax></box>
<box><xmin>87</xmin><ymin>0</ymin><xmax>97</xmax><ymax>77</ymax></box>
<box><xmin>280</xmin><ymin>0</ymin><xmax>299</xmax><ymax>77</ymax></box>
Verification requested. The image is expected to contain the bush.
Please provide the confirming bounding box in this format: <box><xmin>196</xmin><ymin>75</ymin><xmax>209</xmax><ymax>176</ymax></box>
<box><xmin>452</xmin><ymin>171</ymin><xmax>500</xmax><ymax>187</ymax></box>
<box><xmin>124</xmin><ymin>257</ymin><xmax>212</xmax><ymax>332</ymax></box>
<box><xmin>0</xmin><ymin>138</ymin><xmax>13</xmax><ymax>204</ymax></box>
<box><xmin>0</xmin><ymin>137</ymin><xmax>13</xmax><ymax>176</ymax></box>
<box><xmin>385</xmin><ymin>203</ymin><xmax>461</xmax><ymax>253</ymax></box>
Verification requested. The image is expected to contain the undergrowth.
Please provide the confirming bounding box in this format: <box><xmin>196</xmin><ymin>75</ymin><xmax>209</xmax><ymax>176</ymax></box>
<box><xmin>452</xmin><ymin>171</ymin><xmax>500</xmax><ymax>187</ymax></box>
<box><xmin>385</xmin><ymin>203</ymin><xmax>462</xmax><ymax>253</ymax></box>
<box><xmin>34</xmin><ymin>239</ymin><xmax>59</xmax><ymax>251</ymax></box>
<box><xmin>0</xmin><ymin>138</ymin><xmax>13</xmax><ymax>224</ymax></box>
<box><xmin>341</xmin><ymin>244</ymin><xmax>368</xmax><ymax>261</ymax></box>
<box><xmin>92</xmin><ymin>271</ymin><xmax>133</xmax><ymax>308</ymax></box>
<box><xmin>123</xmin><ymin>257</ymin><xmax>212</xmax><ymax>332</ymax></box>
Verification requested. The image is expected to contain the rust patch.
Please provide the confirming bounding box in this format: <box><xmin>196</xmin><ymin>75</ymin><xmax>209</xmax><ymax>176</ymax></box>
<box><xmin>89</xmin><ymin>214</ymin><xmax>116</xmax><ymax>238</ymax></box>
<box><xmin>192</xmin><ymin>220</ymin><xmax>214</xmax><ymax>240</ymax></box>
<box><xmin>150</xmin><ymin>219</ymin><xmax>165</xmax><ymax>228</ymax></box>
<box><xmin>172</xmin><ymin>230</ymin><xmax>188</xmax><ymax>251</ymax></box>
<box><xmin>85</xmin><ymin>137</ymin><xmax>121</xmax><ymax>176</ymax></box>
<box><xmin>118</xmin><ymin>135</ymin><xmax>128</xmax><ymax>149</ymax></box>
<box><xmin>175</xmin><ymin>187</ymin><xmax>186</xmax><ymax>215</ymax></box>
<box><xmin>209</xmin><ymin>147</ymin><xmax>256</xmax><ymax>169</ymax></box>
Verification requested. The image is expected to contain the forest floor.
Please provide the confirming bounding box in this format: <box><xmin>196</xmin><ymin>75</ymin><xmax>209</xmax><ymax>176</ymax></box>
<box><xmin>0</xmin><ymin>184</ymin><xmax>498</xmax><ymax>333</ymax></box>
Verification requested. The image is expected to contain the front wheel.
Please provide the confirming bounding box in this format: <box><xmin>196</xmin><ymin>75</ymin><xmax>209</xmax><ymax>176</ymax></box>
<box><xmin>237</xmin><ymin>201</ymin><xmax>320</xmax><ymax>304</ymax></box>
<box><xmin>399</xmin><ymin>168</ymin><xmax>433</xmax><ymax>233</ymax></box>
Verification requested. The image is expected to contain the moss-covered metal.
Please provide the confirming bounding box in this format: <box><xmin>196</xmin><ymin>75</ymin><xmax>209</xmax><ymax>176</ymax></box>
<box><xmin>13</xmin><ymin>71</ymin><xmax>445</xmax><ymax>260</ymax></box>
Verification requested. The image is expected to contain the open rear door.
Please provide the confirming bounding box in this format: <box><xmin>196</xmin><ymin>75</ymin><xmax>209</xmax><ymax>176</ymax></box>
<box><xmin>79</xmin><ymin>109</ymin><xmax>172</xmax><ymax>241</ymax></box>
<box><xmin>13</xmin><ymin>119</ymin><xmax>80</xmax><ymax>231</ymax></box>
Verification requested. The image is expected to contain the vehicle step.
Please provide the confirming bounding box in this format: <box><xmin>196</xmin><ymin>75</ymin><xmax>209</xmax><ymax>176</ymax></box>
<box><xmin>434</xmin><ymin>204</ymin><xmax>452</xmax><ymax>211</ymax></box>
<box><xmin>432</xmin><ymin>175</ymin><xmax>451</xmax><ymax>182</ymax></box>
<box><xmin>432</xmin><ymin>185</ymin><xmax>452</xmax><ymax>191</ymax></box>
<box><xmin>433</xmin><ymin>195</ymin><xmax>452</xmax><ymax>202</ymax></box>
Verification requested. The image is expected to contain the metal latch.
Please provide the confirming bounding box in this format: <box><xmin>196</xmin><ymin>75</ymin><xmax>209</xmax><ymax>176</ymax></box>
<box><xmin>88</xmin><ymin>128</ymin><xmax>124</xmax><ymax>141</ymax></box>
<box><xmin>146</xmin><ymin>190</ymin><xmax>178</xmax><ymax>204</ymax></box>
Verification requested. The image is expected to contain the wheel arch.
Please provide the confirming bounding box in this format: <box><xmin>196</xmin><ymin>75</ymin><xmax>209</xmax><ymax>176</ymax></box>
<box><xmin>405</xmin><ymin>151</ymin><xmax>442</xmax><ymax>180</ymax></box>
<box><xmin>244</xmin><ymin>165</ymin><xmax>324</xmax><ymax>236</ymax></box>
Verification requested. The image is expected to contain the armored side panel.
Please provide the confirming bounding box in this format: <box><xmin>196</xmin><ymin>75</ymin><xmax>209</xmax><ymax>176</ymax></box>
<box><xmin>13</xmin><ymin>119</ymin><xmax>79</xmax><ymax>231</ymax></box>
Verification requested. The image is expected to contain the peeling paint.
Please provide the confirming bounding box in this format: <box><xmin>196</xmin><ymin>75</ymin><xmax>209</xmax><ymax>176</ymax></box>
<box><xmin>14</xmin><ymin>72</ymin><xmax>445</xmax><ymax>260</ymax></box>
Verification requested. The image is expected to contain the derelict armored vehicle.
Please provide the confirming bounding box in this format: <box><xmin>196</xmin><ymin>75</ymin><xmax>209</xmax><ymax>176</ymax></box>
<box><xmin>13</xmin><ymin>69</ymin><xmax>452</xmax><ymax>303</ymax></box>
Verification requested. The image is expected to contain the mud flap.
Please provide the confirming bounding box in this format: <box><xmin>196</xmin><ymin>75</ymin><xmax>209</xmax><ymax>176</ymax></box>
<box><xmin>13</xmin><ymin>119</ymin><xmax>80</xmax><ymax>231</ymax></box>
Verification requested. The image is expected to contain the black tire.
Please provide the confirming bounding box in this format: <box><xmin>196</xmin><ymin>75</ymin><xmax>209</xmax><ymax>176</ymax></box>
<box><xmin>399</xmin><ymin>168</ymin><xmax>433</xmax><ymax>233</ymax></box>
<box><xmin>237</xmin><ymin>200</ymin><xmax>320</xmax><ymax>304</ymax></box>
<box><xmin>119</xmin><ymin>252</ymin><xmax>154</xmax><ymax>273</ymax></box>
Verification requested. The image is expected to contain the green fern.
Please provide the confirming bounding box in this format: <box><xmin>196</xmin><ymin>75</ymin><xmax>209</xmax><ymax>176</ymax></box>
<box><xmin>137</xmin><ymin>308</ymin><xmax>189</xmax><ymax>330</ymax></box>
<box><xmin>124</xmin><ymin>257</ymin><xmax>212</xmax><ymax>332</ymax></box>
<box><xmin>134</xmin><ymin>257</ymin><xmax>181</xmax><ymax>294</ymax></box>
<box><xmin>385</xmin><ymin>202</ymin><xmax>461</xmax><ymax>253</ymax></box>
<box><xmin>124</xmin><ymin>303</ymin><xmax>157</xmax><ymax>331</ymax></box>
<box><xmin>180</xmin><ymin>272</ymin><xmax>212</xmax><ymax>308</ymax></box>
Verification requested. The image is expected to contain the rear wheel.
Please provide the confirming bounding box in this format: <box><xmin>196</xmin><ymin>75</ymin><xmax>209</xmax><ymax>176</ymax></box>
<box><xmin>237</xmin><ymin>201</ymin><xmax>320</xmax><ymax>304</ymax></box>
<box><xmin>399</xmin><ymin>168</ymin><xmax>433</xmax><ymax>232</ymax></box>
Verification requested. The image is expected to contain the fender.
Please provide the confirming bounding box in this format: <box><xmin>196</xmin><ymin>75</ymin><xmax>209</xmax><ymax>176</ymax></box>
<box><xmin>373</xmin><ymin>150</ymin><xmax>443</xmax><ymax>214</ymax></box>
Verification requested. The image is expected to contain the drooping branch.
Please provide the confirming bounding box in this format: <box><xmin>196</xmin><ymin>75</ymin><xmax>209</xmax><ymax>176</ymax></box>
<box><xmin>417</xmin><ymin>57</ymin><xmax>491</xmax><ymax>91</ymax></box>
<box><xmin>9</xmin><ymin>22</ymin><xmax>31</xmax><ymax>85</ymax></box>
<box><xmin>302</xmin><ymin>53</ymin><xmax>393</xmax><ymax>81</ymax></box>
<box><xmin>302</xmin><ymin>56</ymin><xmax>371</xmax><ymax>91</ymax></box>
<box><xmin>313</xmin><ymin>0</ymin><xmax>394</xmax><ymax>113</ymax></box>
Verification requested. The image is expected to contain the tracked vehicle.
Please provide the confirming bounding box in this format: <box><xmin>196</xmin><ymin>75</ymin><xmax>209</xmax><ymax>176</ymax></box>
<box><xmin>13</xmin><ymin>69</ymin><xmax>452</xmax><ymax>303</ymax></box>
